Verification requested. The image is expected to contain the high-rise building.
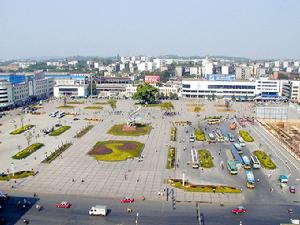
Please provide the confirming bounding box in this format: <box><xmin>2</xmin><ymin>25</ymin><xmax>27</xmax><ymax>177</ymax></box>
<box><xmin>235</xmin><ymin>67</ymin><xmax>251</xmax><ymax>80</ymax></box>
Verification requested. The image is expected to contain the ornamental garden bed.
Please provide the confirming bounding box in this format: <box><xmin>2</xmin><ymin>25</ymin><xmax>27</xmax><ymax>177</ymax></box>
<box><xmin>42</xmin><ymin>143</ymin><xmax>72</xmax><ymax>164</ymax></box>
<box><xmin>10</xmin><ymin>125</ymin><xmax>34</xmax><ymax>135</ymax></box>
<box><xmin>0</xmin><ymin>171</ymin><xmax>35</xmax><ymax>181</ymax></box>
<box><xmin>253</xmin><ymin>150</ymin><xmax>276</xmax><ymax>169</ymax></box>
<box><xmin>49</xmin><ymin>126</ymin><xmax>71</xmax><ymax>136</ymax></box>
<box><xmin>239</xmin><ymin>130</ymin><xmax>254</xmax><ymax>142</ymax></box>
<box><xmin>88</xmin><ymin>140</ymin><xmax>144</xmax><ymax>161</ymax></box>
<box><xmin>195</xmin><ymin>129</ymin><xmax>206</xmax><ymax>141</ymax></box>
<box><xmin>168</xmin><ymin>179</ymin><xmax>241</xmax><ymax>193</ymax></box>
<box><xmin>74</xmin><ymin>125</ymin><xmax>94</xmax><ymax>138</ymax></box>
<box><xmin>198</xmin><ymin>149</ymin><xmax>213</xmax><ymax>168</ymax></box>
<box><xmin>57</xmin><ymin>105</ymin><xmax>75</xmax><ymax>109</ymax></box>
<box><xmin>84</xmin><ymin>105</ymin><xmax>103</xmax><ymax>110</ymax></box>
<box><xmin>166</xmin><ymin>146</ymin><xmax>176</xmax><ymax>169</ymax></box>
<box><xmin>67</xmin><ymin>101</ymin><xmax>84</xmax><ymax>104</ymax></box>
<box><xmin>108</xmin><ymin>123</ymin><xmax>151</xmax><ymax>136</ymax></box>
<box><xmin>170</xmin><ymin>127</ymin><xmax>177</xmax><ymax>141</ymax></box>
<box><xmin>204</xmin><ymin>116</ymin><xmax>222</xmax><ymax>120</ymax></box>
<box><xmin>12</xmin><ymin>143</ymin><xmax>44</xmax><ymax>159</ymax></box>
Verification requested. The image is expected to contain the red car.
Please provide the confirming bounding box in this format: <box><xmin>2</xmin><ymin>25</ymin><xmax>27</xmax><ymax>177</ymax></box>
<box><xmin>56</xmin><ymin>201</ymin><xmax>71</xmax><ymax>208</ymax></box>
<box><xmin>120</xmin><ymin>197</ymin><xmax>134</xmax><ymax>203</ymax></box>
<box><xmin>231</xmin><ymin>206</ymin><xmax>246</xmax><ymax>214</ymax></box>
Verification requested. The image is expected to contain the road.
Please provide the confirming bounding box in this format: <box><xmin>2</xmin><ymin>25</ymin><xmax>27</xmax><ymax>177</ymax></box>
<box><xmin>1</xmin><ymin>192</ymin><xmax>299</xmax><ymax>225</ymax></box>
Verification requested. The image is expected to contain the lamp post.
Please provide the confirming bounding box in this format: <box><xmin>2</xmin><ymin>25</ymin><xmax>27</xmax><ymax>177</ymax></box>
<box><xmin>10</xmin><ymin>162</ymin><xmax>15</xmax><ymax>177</ymax></box>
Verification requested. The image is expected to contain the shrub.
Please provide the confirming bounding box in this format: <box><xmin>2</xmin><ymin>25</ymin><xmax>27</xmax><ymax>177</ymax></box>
<box><xmin>42</xmin><ymin>143</ymin><xmax>72</xmax><ymax>164</ymax></box>
<box><xmin>239</xmin><ymin>130</ymin><xmax>254</xmax><ymax>142</ymax></box>
<box><xmin>0</xmin><ymin>171</ymin><xmax>35</xmax><ymax>181</ymax></box>
<box><xmin>170</xmin><ymin>127</ymin><xmax>177</xmax><ymax>141</ymax></box>
<box><xmin>12</xmin><ymin>143</ymin><xmax>44</xmax><ymax>159</ymax></box>
<box><xmin>49</xmin><ymin>126</ymin><xmax>71</xmax><ymax>136</ymax></box>
<box><xmin>195</xmin><ymin>129</ymin><xmax>206</xmax><ymax>141</ymax></box>
<box><xmin>166</xmin><ymin>147</ymin><xmax>176</xmax><ymax>169</ymax></box>
<box><xmin>253</xmin><ymin>150</ymin><xmax>276</xmax><ymax>169</ymax></box>
<box><xmin>198</xmin><ymin>149</ymin><xmax>213</xmax><ymax>168</ymax></box>
<box><xmin>10</xmin><ymin>125</ymin><xmax>34</xmax><ymax>135</ymax></box>
<box><xmin>74</xmin><ymin>125</ymin><xmax>94</xmax><ymax>138</ymax></box>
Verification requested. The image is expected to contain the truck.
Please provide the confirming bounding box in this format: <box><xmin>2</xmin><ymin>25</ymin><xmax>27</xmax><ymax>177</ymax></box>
<box><xmin>89</xmin><ymin>205</ymin><xmax>107</xmax><ymax>216</ymax></box>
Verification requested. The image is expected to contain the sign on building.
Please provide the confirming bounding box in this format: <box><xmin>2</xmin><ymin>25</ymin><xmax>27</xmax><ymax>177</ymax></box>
<box><xmin>145</xmin><ymin>75</ymin><xmax>160</xmax><ymax>84</ymax></box>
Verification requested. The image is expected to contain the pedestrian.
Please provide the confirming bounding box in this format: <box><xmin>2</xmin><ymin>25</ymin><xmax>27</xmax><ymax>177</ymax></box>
<box><xmin>72</xmin><ymin>178</ymin><xmax>75</xmax><ymax>182</ymax></box>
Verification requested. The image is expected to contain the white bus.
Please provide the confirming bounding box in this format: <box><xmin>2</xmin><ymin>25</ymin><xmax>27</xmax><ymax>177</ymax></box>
<box><xmin>250</xmin><ymin>155</ymin><xmax>261</xmax><ymax>169</ymax></box>
<box><xmin>208</xmin><ymin>133</ymin><xmax>216</xmax><ymax>142</ymax></box>
<box><xmin>191</xmin><ymin>149</ymin><xmax>199</xmax><ymax>169</ymax></box>
<box><xmin>238</xmin><ymin>137</ymin><xmax>246</xmax><ymax>147</ymax></box>
<box><xmin>189</xmin><ymin>134</ymin><xmax>195</xmax><ymax>142</ymax></box>
<box><xmin>242</xmin><ymin>156</ymin><xmax>251</xmax><ymax>170</ymax></box>
<box><xmin>49</xmin><ymin>111</ymin><xmax>59</xmax><ymax>118</ymax></box>
<box><xmin>56</xmin><ymin>111</ymin><xmax>65</xmax><ymax>118</ymax></box>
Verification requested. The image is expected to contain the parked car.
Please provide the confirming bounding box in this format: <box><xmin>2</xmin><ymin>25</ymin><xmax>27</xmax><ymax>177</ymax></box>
<box><xmin>55</xmin><ymin>123</ymin><xmax>62</xmax><ymax>127</ymax></box>
<box><xmin>289</xmin><ymin>185</ymin><xmax>296</xmax><ymax>193</ymax></box>
<box><xmin>73</xmin><ymin>118</ymin><xmax>80</xmax><ymax>121</ymax></box>
<box><xmin>231</xmin><ymin>206</ymin><xmax>247</xmax><ymax>214</ymax></box>
<box><xmin>120</xmin><ymin>197</ymin><xmax>134</xmax><ymax>203</ymax></box>
<box><xmin>56</xmin><ymin>201</ymin><xmax>71</xmax><ymax>208</ymax></box>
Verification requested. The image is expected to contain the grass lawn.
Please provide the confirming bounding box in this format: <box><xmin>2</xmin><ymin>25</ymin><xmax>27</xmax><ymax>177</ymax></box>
<box><xmin>93</xmin><ymin>102</ymin><xmax>108</xmax><ymax>105</ymax></box>
<box><xmin>74</xmin><ymin>125</ymin><xmax>94</xmax><ymax>138</ymax></box>
<box><xmin>239</xmin><ymin>130</ymin><xmax>254</xmax><ymax>142</ymax></box>
<box><xmin>67</xmin><ymin>101</ymin><xmax>84</xmax><ymax>104</ymax></box>
<box><xmin>89</xmin><ymin>140</ymin><xmax>144</xmax><ymax>161</ymax></box>
<box><xmin>84</xmin><ymin>105</ymin><xmax>103</xmax><ymax>110</ymax></box>
<box><xmin>49</xmin><ymin>126</ymin><xmax>71</xmax><ymax>136</ymax></box>
<box><xmin>168</xmin><ymin>179</ymin><xmax>241</xmax><ymax>193</ymax></box>
<box><xmin>0</xmin><ymin>171</ymin><xmax>35</xmax><ymax>181</ymax></box>
<box><xmin>57</xmin><ymin>105</ymin><xmax>75</xmax><ymax>109</ymax></box>
<box><xmin>12</xmin><ymin>143</ymin><xmax>44</xmax><ymax>159</ymax></box>
<box><xmin>143</xmin><ymin>103</ymin><xmax>162</xmax><ymax>107</ymax></box>
<box><xmin>166</xmin><ymin>147</ymin><xmax>176</xmax><ymax>169</ymax></box>
<box><xmin>42</xmin><ymin>143</ymin><xmax>72</xmax><ymax>164</ymax></box>
<box><xmin>108</xmin><ymin>123</ymin><xmax>151</xmax><ymax>136</ymax></box>
<box><xmin>253</xmin><ymin>150</ymin><xmax>276</xmax><ymax>169</ymax></box>
<box><xmin>198</xmin><ymin>149</ymin><xmax>214</xmax><ymax>168</ymax></box>
<box><xmin>10</xmin><ymin>124</ymin><xmax>34</xmax><ymax>135</ymax></box>
<box><xmin>195</xmin><ymin>129</ymin><xmax>206</xmax><ymax>141</ymax></box>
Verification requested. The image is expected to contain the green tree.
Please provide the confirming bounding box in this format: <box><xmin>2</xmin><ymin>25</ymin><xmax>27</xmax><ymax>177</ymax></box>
<box><xmin>107</xmin><ymin>99</ymin><xmax>117</xmax><ymax>111</ymax></box>
<box><xmin>133</xmin><ymin>84</ymin><xmax>158</xmax><ymax>104</ymax></box>
<box><xmin>160</xmin><ymin>101</ymin><xmax>174</xmax><ymax>112</ymax></box>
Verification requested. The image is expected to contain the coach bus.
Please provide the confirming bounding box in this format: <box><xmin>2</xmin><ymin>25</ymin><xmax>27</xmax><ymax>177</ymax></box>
<box><xmin>231</xmin><ymin>146</ymin><xmax>243</xmax><ymax>167</ymax></box>
<box><xmin>227</xmin><ymin>133</ymin><xmax>235</xmax><ymax>142</ymax></box>
<box><xmin>233</xmin><ymin>143</ymin><xmax>243</xmax><ymax>154</ymax></box>
<box><xmin>250</xmin><ymin>155</ymin><xmax>261</xmax><ymax>169</ymax></box>
<box><xmin>191</xmin><ymin>149</ymin><xmax>199</xmax><ymax>169</ymax></box>
<box><xmin>242</xmin><ymin>156</ymin><xmax>251</xmax><ymax>169</ymax></box>
<box><xmin>246</xmin><ymin>170</ymin><xmax>255</xmax><ymax>188</ymax></box>
<box><xmin>227</xmin><ymin>160</ymin><xmax>238</xmax><ymax>175</ymax></box>
<box><xmin>207</xmin><ymin>119</ymin><xmax>220</xmax><ymax>125</ymax></box>
<box><xmin>208</xmin><ymin>133</ymin><xmax>216</xmax><ymax>142</ymax></box>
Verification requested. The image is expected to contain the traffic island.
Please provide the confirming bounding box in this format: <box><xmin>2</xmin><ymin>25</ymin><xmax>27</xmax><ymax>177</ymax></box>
<box><xmin>198</xmin><ymin>149</ymin><xmax>213</xmax><ymax>168</ymax></box>
<box><xmin>107</xmin><ymin>123</ymin><xmax>151</xmax><ymax>136</ymax></box>
<box><xmin>74</xmin><ymin>125</ymin><xmax>94</xmax><ymax>138</ymax></box>
<box><xmin>239</xmin><ymin>130</ymin><xmax>254</xmax><ymax>142</ymax></box>
<box><xmin>42</xmin><ymin>143</ymin><xmax>72</xmax><ymax>164</ymax></box>
<box><xmin>253</xmin><ymin>150</ymin><xmax>276</xmax><ymax>169</ymax></box>
<box><xmin>88</xmin><ymin>140</ymin><xmax>144</xmax><ymax>161</ymax></box>
<box><xmin>57</xmin><ymin>105</ymin><xmax>75</xmax><ymax>109</ymax></box>
<box><xmin>168</xmin><ymin>179</ymin><xmax>241</xmax><ymax>193</ymax></box>
<box><xmin>12</xmin><ymin>143</ymin><xmax>44</xmax><ymax>159</ymax></box>
<box><xmin>0</xmin><ymin>171</ymin><xmax>35</xmax><ymax>181</ymax></box>
<box><xmin>49</xmin><ymin>126</ymin><xmax>71</xmax><ymax>136</ymax></box>
<box><xmin>195</xmin><ymin>129</ymin><xmax>206</xmax><ymax>141</ymax></box>
<box><xmin>84</xmin><ymin>106</ymin><xmax>103</xmax><ymax>110</ymax></box>
<box><xmin>10</xmin><ymin>125</ymin><xmax>34</xmax><ymax>135</ymax></box>
<box><xmin>166</xmin><ymin>146</ymin><xmax>176</xmax><ymax>169</ymax></box>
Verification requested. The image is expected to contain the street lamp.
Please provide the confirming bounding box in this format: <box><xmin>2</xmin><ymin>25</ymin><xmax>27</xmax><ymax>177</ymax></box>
<box><xmin>10</xmin><ymin>162</ymin><xmax>15</xmax><ymax>177</ymax></box>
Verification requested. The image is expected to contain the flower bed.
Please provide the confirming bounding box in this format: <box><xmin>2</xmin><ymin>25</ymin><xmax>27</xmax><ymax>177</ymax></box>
<box><xmin>42</xmin><ymin>143</ymin><xmax>72</xmax><ymax>164</ymax></box>
<box><xmin>84</xmin><ymin>106</ymin><xmax>103</xmax><ymax>110</ymax></box>
<box><xmin>49</xmin><ymin>126</ymin><xmax>71</xmax><ymax>136</ymax></box>
<box><xmin>239</xmin><ymin>130</ymin><xmax>254</xmax><ymax>142</ymax></box>
<box><xmin>10</xmin><ymin>125</ymin><xmax>34</xmax><ymax>135</ymax></box>
<box><xmin>205</xmin><ymin>116</ymin><xmax>222</xmax><ymax>120</ymax></box>
<box><xmin>166</xmin><ymin>146</ymin><xmax>176</xmax><ymax>169</ymax></box>
<box><xmin>253</xmin><ymin>150</ymin><xmax>276</xmax><ymax>169</ymax></box>
<box><xmin>0</xmin><ymin>171</ymin><xmax>35</xmax><ymax>181</ymax></box>
<box><xmin>57</xmin><ymin>105</ymin><xmax>75</xmax><ymax>109</ymax></box>
<box><xmin>170</xmin><ymin>127</ymin><xmax>177</xmax><ymax>141</ymax></box>
<box><xmin>88</xmin><ymin>140</ymin><xmax>144</xmax><ymax>161</ymax></box>
<box><xmin>168</xmin><ymin>179</ymin><xmax>241</xmax><ymax>193</ymax></box>
<box><xmin>195</xmin><ymin>129</ymin><xmax>206</xmax><ymax>141</ymax></box>
<box><xmin>12</xmin><ymin>143</ymin><xmax>44</xmax><ymax>159</ymax></box>
<box><xmin>74</xmin><ymin>125</ymin><xmax>94</xmax><ymax>138</ymax></box>
<box><xmin>108</xmin><ymin>123</ymin><xmax>151</xmax><ymax>136</ymax></box>
<box><xmin>198</xmin><ymin>149</ymin><xmax>213</xmax><ymax>168</ymax></box>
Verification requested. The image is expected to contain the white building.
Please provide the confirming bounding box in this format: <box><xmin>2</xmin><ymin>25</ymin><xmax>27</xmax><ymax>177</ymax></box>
<box><xmin>235</xmin><ymin>67</ymin><xmax>251</xmax><ymax>80</ymax></box>
<box><xmin>190</xmin><ymin>67</ymin><xmax>199</xmax><ymax>75</ymax></box>
<box><xmin>282</xmin><ymin>80</ymin><xmax>300</xmax><ymax>102</ymax></box>
<box><xmin>221</xmin><ymin>66</ymin><xmax>229</xmax><ymax>75</ymax></box>
<box><xmin>175</xmin><ymin>66</ymin><xmax>183</xmax><ymax>76</ymax></box>
<box><xmin>53</xmin><ymin>85</ymin><xmax>88</xmax><ymax>98</ymax></box>
<box><xmin>0</xmin><ymin>80</ymin><xmax>13</xmax><ymax>109</ymax></box>
<box><xmin>254</xmin><ymin>79</ymin><xmax>280</xmax><ymax>100</ymax></box>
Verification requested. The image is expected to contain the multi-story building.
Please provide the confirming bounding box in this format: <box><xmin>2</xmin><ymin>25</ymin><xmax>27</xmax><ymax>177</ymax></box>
<box><xmin>282</xmin><ymin>80</ymin><xmax>300</xmax><ymax>102</ymax></box>
<box><xmin>96</xmin><ymin>76</ymin><xmax>133</xmax><ymax>98</ymax></box>
<box><xmin>0</xmin><ymin>80</ymin><xmax>13</xmax><ymax>109</ymax></box>
<box><xmin>254</xmin><ymin>79</ymin><xmax>280</xmax><ymax>100</ymax></box>
<box><xmin>175</xmin><ymin>66</ymin><xmax>183</xmax><ymax>76</ymax></box>
<box><xmin>235</xmin><ymin>67</ymin><xmax>251</xmax><ymax>80</ymax></box>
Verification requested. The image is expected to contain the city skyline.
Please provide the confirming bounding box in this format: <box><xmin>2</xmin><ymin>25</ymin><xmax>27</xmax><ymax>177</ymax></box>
<box><xmin>1</xmin><ymin>0</ymin><xmax>300</xmax><ymax>60</ymax></box>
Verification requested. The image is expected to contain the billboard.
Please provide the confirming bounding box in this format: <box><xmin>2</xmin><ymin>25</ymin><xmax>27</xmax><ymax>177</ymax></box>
<box><xmin>145</xmin><ymin>75</ymin><xmax>160</xmax><ymax>83</ymax></box>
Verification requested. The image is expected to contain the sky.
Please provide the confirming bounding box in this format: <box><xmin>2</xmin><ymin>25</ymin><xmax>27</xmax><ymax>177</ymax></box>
<box><xmin>1</xmin><ymin>0</ymin><xmax>300</xmax><ymax>60</ymax></box>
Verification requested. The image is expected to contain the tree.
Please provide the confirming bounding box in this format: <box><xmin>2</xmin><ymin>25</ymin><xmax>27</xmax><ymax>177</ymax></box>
<box><xmin>107</xmin><ymin>99</ymin><xmax>117</xmax><ymax>111</ymax></box>
<box><xmin>132</xmin><ymin>84</ymin><xmax>158</xmax><ymax>104</ymax></box>
<box><xmin>225</xmin><ymin>100</ymin><xmax>230</xmax><ymax>110</ymax></box>
<box><xmin>160</xmin><ymin>101</ymin><xmax>174</xmax><ymax>112</ymax></box>
<box><xmin>211</xmin><ymin>93</ymin><xmax>216</xmax><ymax>101</ymax></box>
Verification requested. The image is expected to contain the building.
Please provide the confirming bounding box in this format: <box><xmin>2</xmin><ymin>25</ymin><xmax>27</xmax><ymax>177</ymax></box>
<box><xmin>221</xmin><ymin>65</ymin><xmax>229</xmax><ymax>75</ymax></box>
<box><xmin>205</xmin><ymin>74</ymin><xmax>235</xmax><ymax>81</ymax></box>
<box><xmin>181</xmin><ymin>79</ymin><xmax>256</xmax><ymax>100</ymax></box>
<box><xmin>125</xmin><ymin>84</ymin><xmax>179</xmax><ymax>98</ymax></box>
<box><xmin>0</xmin><ymin>80</ymin><xmax>13</xmax><ymax>109</ymax></box>
<box><xmin>282</xmin><ymin>80</ymin><xmax>300</xmax><ymax>102</ymax></box>
<box><xmin>175</xmin><ymin>66</ymin><xmax>183</xmax><ymax>76</ymax></box>
<box><xmin>235</xmin><ymin>67</ymin><xmax>251</xmax><ymax>80</ymax></box>
<box><xmin>254</xmin><ymin>79</ymin><xmax>280</xmax><ymax>100</ymax></box>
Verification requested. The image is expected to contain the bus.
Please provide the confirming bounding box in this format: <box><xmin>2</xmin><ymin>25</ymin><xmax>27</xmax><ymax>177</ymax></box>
<box><xmin>215</xmin><ymin>130</ymin><xmax>224</xmax><ymax>142</ymax></box>
<box><xmin>242</xmin><ymin>156</ymin><xmax>251</xmax><ymax>169</ymax></box>
<box><xmin>227</xmin><ymin>160</ymin><xmax>238</xmax><ymax>175</ymax></box>
<box><xmin>250</xmin><ymin>155</ymin><xmax>261</xmax><ymax>169</ymax></box>
<box><xmin>238</xmin><ymin>137</ymin><xmax>246</xmax><ymax>147</ymax></box>
<box><xmin>246</xmin><ymin>170</ymin><xmax>255</xmax><ymax>188</ymax></box>
<box><xmin>207</xmin><ymin>119</ymin><xmax>220</xmax><ymax>125</ymax></box>
<box><xmin>189</xmin><ymin>134</ymin><xmax>195</xmax><ymax>142</ymax></box>
<box><xmin>56</xmin><ymin>111</ymin><xmax>65</xmax><ymax>118</ymax></box>
<box><xmin>233</xmin><ymin>143</ymin><xmax>243</xmax><ymax>154</ymax></box>
<box><xmin>49</xmin><ymin>111</ymin><xmax>59</xmax><ymax>118</ymax></box>
<box><xmin>208</xmin><ymin>133</ymin><xmax>216</xmax><ymax>142</ymax></box>
<box><xmin>191</xmin><ymin>149</ymin><xmax>199</xmax><ymax>169</ymax></box>
<box><xmin>231</xmin><ymin>146</ymin><xmax>243</xmax><ymax>167</ymax></box>
<box><xmin>228</xmin><ymin>133</ymin><xmax>235</xmax><ymax>142</ymax></box>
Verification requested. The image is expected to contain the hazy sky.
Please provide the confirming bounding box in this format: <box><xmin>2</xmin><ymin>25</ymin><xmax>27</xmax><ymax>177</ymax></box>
<box><xmin>1</xmin><ymin>0</ymin><xmax>300</xmax><ymax>60</ymax></box>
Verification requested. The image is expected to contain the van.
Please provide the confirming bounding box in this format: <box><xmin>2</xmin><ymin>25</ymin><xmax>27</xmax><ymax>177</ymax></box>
<box><xmin>89</xmin><ymin>205</ymin><xmax>107</xmax><ymax>216</ymax></box>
